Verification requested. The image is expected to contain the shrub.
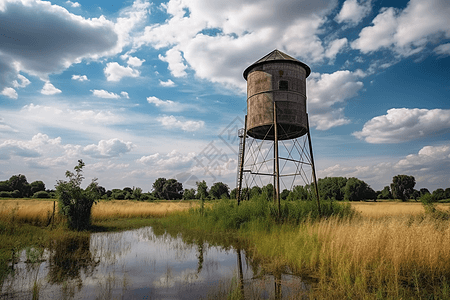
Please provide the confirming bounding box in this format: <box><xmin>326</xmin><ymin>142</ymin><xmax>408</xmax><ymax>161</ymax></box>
<box><xmin>10</xmin><ymin>190</ymin><xmax>21</xmax><ymax>198</ymax></box>
<box><xmin>55</xmin><ymin>160</ymin><xmax>99</xmax><ymax>231</ymax></box>
<box><xmin>33</xmin><ymin>191</ymin><xmax>51</xmax><ymax>199</ymax></box>
<box><xmin>0</xmin><ymin>191</ymin><xmax>11</xmax><ymax>198</ymax></box>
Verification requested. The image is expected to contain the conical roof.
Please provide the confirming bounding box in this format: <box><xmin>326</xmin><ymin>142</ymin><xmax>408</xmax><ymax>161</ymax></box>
<box><xmin>243</xmin><ymin>49</ymin><xmax>311</xmax><ymax>80</ymax></box>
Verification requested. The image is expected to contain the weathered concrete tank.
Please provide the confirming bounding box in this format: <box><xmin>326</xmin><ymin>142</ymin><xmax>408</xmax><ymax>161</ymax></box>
<box><xmin>243</xmin><ymin>49</ymin><xmax>311</xmax><ymax>140</ymax></box>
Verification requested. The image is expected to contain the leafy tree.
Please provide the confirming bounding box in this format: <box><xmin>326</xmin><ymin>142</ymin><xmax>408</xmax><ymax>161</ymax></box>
<box><xmin>132</xmin><ymin>187</ymin><xmax>143</xmax><ymax>200</ymax></box>
<box><xmin>8</xmin><ymin>174</ymin><xmax>30</xmax><ymax>197</ymax></box>
<box><xmin>55</xmin><ymin>160</ymin><xmax>99</xmax><ymax>230</ymax></box>
<box><xmin>420</xmin><ymin>188</ymin><xmax>430</xmax><ymax>196</ymax></box>
<box><xmin>0</xmin><ymin>181</ymin><xmax>12</xmax><ymax>192</ymax></box>
<box><xmin>30</xmin><ymin>180</ymin><xmax>46</xmax><ymax>195</ymax></box>
<box><xmin>33</xmin><ymin>191</ymin><xmax>51</xmax><ymax>199</ymax></box>
<box><xmin>287</xmin><ymin>185</ymin><xmax>310</xmax><ymax>201</ymax></box>
<box><xmin>445</xmin><ymin>188</ymin><xmax>450</xmax><ymax>199</ymax></box>
<box><xmin>230</xmin><ymin>188</ymin><xmax>237</xmax><ymax>199</ymax></box>
<box><xmin>183</xmin><ymin>188</ymin><xmax>196</xmax><ymax>200</ymax></box>
<box><xmin>111</xmin><ymin>189</ymin><xmax>126</xmax><ymax>200</ymax></box>
<box><xmin>280</xmin><ymin>189</ymin><xmax>290</xmax><ymax>200</ymax></box>
<box><xmin>196</xmin><ymin>180</ymin><xmax>208</xmax><ymax>200</ymax></box>
<box><xmin>411</xmin><ymin>189</ymin><xmax>420</xmax><ymax>201</ymax></box>
<box><xmin>432</xmin><ymin>188</ymin><xmax>446</xmax><ymax>201</ymax></box>
<box><xmin>152</xmin><ymin>178</ymin><xmax>183</xmax><ymax>200</ymax></box>
<box><xmin>378</xmin><ymin>186</ymin><xmax>392</xmax><ymax>200</ymax></box>
<box><xmin>250</xmin><ymin>186</ymin><xmax>262</xmax><ymax>199</ymax></box>
<box><xmin>261</xmin><ymin>183</ymin><xmax>274</xmax><ymax>201</ymax></box>
<box><xmin>210</xmin><ymin>182</ymin><xmax>229</xmax><ymax>199</ymax></box>
<box><xmin>318</xmin><ymin>177</ymin><xmax>347</xmax><ymax>200</ymax></box>
<box><xmin>344</xmin><ymin>177</ymin><xmax>375</xmax><ymax>201</ymax></box>
<box><xmin>390</xmin><ymin>175</ymin><xmax>416</xmax><ymax>201</ymax></box>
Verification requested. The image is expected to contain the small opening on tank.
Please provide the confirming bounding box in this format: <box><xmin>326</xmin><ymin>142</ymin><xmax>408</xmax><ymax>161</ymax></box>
<box><xmin>279</xmin><ymin>80</ymin><xmax>288</xmax><ymax>91</ymax></box>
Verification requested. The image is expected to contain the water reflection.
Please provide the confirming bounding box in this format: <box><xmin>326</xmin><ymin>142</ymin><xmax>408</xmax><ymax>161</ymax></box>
<box><xmin>1</xmin><ymin>227</ymin><xmax>309</xmax><ymax>299</ymax></box>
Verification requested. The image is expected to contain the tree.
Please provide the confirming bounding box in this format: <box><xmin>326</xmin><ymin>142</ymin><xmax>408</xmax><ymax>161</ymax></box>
<box><xmin>318</xmin><ymin>177</ymin><xmax>347</xmax><ymax>200</ymax></box>
<box><xmin>55</xmin><ymin>160</ymin><xmax>99</xmax><ymax>230</ymax></box>
<box><xmin>196</xmin><ymin>180</ymin><xmax>208</xmax><ymax>200</ymax></box>
<box><xmin>390</xmin><ymin>175</ymin><xmax>415</xmax><ymax>201</ymax></box>
<box><xmin>8</xmin><ymin>174</ymin><xmax>30</xmax><ymax>197</ymax></box>
<box><xmin>152</xmin><ymin>178</ymin><xmax>183</xmax><ymax>200</ymax></box>
<box><xmin>344</xmin><ymin>177</ymin><xmax>375</xmax><ymax>201</ymax></box>
<box><xmin>210</xmin><ymin>182</ymin><xmax>229</xmax><ymax>199</ymax></box>
<box><xmin>420</xmin><ymin>188</ymin><xmax>430</xmax><ymax>196</ymax></box>
<box><xmin>432</xmin><ymin>188</ymin><xmax>446</xmax><ymax>201</ymax></box>
<box><xmin>378</xmin><ymin>186</ymin><xmax>392</xmax><ymax>200</ymax></box>
<box><xmin>250</xmin><ymin>186</ymin><xmax>262</xmax><ymax>199</ymax></box>
<box><xmin>132</xmin><ymin>187</ymin><xmax>143</xmax><ymax>200</ymax></box>
<box><xmin>183</xmin><ymin>188</ymin><xmax>196</xmax><ymax>200</ymax></box>
<box><xmin>280</xmin><ymin>189</ymin><xmax>290</xmax><ymax>200</ymax></box>
<box><xmin>30</xmin><ymin>180</ymin><xmax>46</xmax><ymax>195</ymax></box>
<box><xmin>261</xmin><ymin>183</ymin><xmax>274</xmax><ymax>201</ymax></box>
<box><xmin>287</xmin><ymin>185</ymin><xmax>310</xmax><ymax>201</ymax></box>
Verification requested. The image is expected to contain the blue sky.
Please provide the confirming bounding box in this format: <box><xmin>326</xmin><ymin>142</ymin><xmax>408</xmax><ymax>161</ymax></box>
<box><xmin>0</xmin><ymin>0</ymin><xmax>449</xmax><ymax>193</ymax></box>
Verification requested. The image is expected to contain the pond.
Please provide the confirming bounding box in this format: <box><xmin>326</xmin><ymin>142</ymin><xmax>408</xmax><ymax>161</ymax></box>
<box><xmin>2</xmin><ymin>227</ymin><xmax>309</xmax><ymax>299</ymax></box>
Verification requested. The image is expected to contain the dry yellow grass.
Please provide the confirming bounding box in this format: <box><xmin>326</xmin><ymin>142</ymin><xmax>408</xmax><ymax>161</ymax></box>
<box><xmin>0</xmin><ymin>199</ymin><xmax>197</xmax><ymax>225</ymax></box>
<box><xmin>351</xmin><ymin>201</ymin><xmax>450</xmax><ymax>217</ymax></box>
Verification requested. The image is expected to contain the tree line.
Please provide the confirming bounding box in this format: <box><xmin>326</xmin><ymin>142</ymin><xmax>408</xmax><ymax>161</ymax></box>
<box><xmin>1</xmin><ymin>172</ymin><xmax>449</xmax><ymax>202</ymax></box>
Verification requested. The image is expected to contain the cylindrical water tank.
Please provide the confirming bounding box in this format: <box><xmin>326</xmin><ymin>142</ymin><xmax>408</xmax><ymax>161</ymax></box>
<box><xmin>243</xmin><ymin>50</ymin><xmax>311</xmax><ymax>140</ymax></box>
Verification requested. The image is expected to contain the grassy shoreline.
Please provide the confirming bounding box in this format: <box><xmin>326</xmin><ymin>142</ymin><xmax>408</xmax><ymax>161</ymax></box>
<box><xmin>1</xmin><ymin>199</ymin><xmax>450</xmax><ymax>299</ymax></box>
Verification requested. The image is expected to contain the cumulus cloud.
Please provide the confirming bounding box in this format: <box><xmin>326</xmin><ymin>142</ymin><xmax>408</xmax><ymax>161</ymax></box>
<box><xmin>91</xmin><ymin>89</ymin><xmax>121</xmax><ymax>99</ymax></box>
<box><xmin>1</xmin><ymin>87</ymin><xmax>18</xmax><ymax>99</ymax></box>
<box><xmin>434</xmin><ymin>43</ymin><xmax>450</xmax><ymax>56</ymax></box>
<box><xmin>120</xmin><ymin>91</ymin><xmax>129</xmax><ymax>98</ymax></box>
<box><xmin>352</xmin><ymin>0</ymin><xmax>450</xmax><ymax>56</ymax></box>
<box><xmin>72</xmin><ymin>74</ymin><xmax>89</xmax><ymax>81</ymax></box>
<box><xmin>325</xmin><ymin>38</ymin><xmax>348</xmax><ymax>60</ymax></box>
<box><xmin>82</xmin><ymin>138</ymin><xmax>134</xmax><ymax>158</ymax></box>
<box><xmin>159</xmin><ymin>79</ymin><xmax>175</xmax><ymax>87</ymax></box>
<box><xmin>335</xmin><ymin>0</ymin><xmax>371</xmax><ymax>25</ymax></box>
<box><xmin>127</xmin><ymin>56</ymin><xmax>145</xmax><ymax>67</ymax></box>
<box><xmin>66</xmin><ymin>1</ymin><xmax>80</xmax><ymax>8</ymax></box>
<box><xmin>158</xmin><ymin>48</ymin><xmax>187</xmax><ymax>77</ymax></box>
<box><xmin>137</xmin><ymin>150</ymin><xmax>196</xmax><ymax>169</ymax></box>
<box><xmin>157</xmin><ymin>115</ymin><xmax>204</xmax><ymax>131</ymax></box>
<box><xmin>134</xmin><ymin>0</ymin><xmax>338</xmax><ymax>90</ymax></box>
<box><xmin>13</xmin><ymin>74</ymin><xmax>31</xmax><ymax>88</ymax></box>
<box><xmin>307</xmin><ymin>70</ymin><xmax>364</xmax><ymax>130</ymax></box>
<box><xmin>0</xmin><ymin>133</ymin><xmax>62</xmax><ymax>160</ymax></box>
<box><xmin>353</xmin><ymin>108</ymin><xmax>450</xmax><ymax>143</ymax></box>
<box><xmin>41</xmin><ymin>82</ymin><xmax>62</xmax><ymax>95</ymax></box>
<box><xmin>104</xmin><ymin>62</ymin><xmax>140</xmax><ymax>81</ymax></box>
<box><xmin>0</xmin><ymin>0</ymin><xmax>118</xmax><ymax>89</ymax></box>
<box><xmin>147</xmin><ymin>96</ymin><xmax>194</xmax><ymax>112</ymax></box>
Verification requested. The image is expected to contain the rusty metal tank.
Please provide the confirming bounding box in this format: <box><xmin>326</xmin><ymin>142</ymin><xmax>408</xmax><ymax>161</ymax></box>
<box><xmin>243</xmin><ymin>50</ymin><xmax>311</xmax><ymax>140</ymax></box>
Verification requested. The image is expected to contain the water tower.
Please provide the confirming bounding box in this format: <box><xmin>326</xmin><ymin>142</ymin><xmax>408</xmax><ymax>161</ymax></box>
<box><xmin>236</xmin><ymin>50</ymin><xmax>320</xmax><ymax>214</ymax></box>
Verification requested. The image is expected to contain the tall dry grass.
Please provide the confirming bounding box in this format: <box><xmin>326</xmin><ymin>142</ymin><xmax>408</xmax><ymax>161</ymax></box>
<box><xmin>0</xmin><ymin>199</ymin><xmax>197</xmax><ymax>226</ymax></box>
<box><xmin>250</xmin><ymin>212</ymin><xmax>450</xmax><ymax>298</ymax></box>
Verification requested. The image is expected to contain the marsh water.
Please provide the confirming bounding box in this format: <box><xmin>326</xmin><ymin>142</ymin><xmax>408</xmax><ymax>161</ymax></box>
<box><xmin>1</xmin><ymin>227</ymin><xmax>309</xmax><ymax>299</ymax></box>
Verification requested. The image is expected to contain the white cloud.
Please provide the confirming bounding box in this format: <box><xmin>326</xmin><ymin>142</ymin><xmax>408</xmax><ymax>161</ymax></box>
<box><xmin>335</xmin><ymin>0</ymin><xmax>371</xmax><ymax>25</ymax></box>
<box><xmin>41</xmin><ymin>82</ymin><xmax>62</xmax><ymax>95</ymax></box>
<box><xmin>82</xmin><ymin>138</ymin><xmax>134</xmax><ymax>158</ymax></box>
<box><xmin>434</xmin><ymin>43</ymin><xmax>450</xmax><ymax>56</ymax></box>
<box><xmin>157</xmin><ymin>115</ymin><xmax>204</xmax><ymax>131</ymax></box>
<box><xmin>0</xmin><ymin>0</ymin><xmax>118</xmax><ymax>89</ymax></box>
<box><xmin>127</xmin><ymin>56</ymin><xmax>145</xmax><ymax>67</ymax></box>
<box><xmin>307</xmin><ymin>70</ymin><xmax>364</xmax><ymax>130</ymax></box>
<box><xmin>134</xmin><ymin>0</ymin><xmax>338</xmax><ymax>90</ymax></box>
<box><xmin>91</xmin><ymin>89</ymin><xmax>121</xmax><ymax>99</ymax></box>
<box><xmin>120</xmin><ymin>91</ymin><xmax>129</xmax><ymax>98</ymax></box>
<box><xmin>325</xmin><ymin>38</ymin><xmax>348</xmax><ymax>60</ymax></box>
<box><xmin>137</xmin><ymin>150</ymin><xmax>195</xmax><ymax>169</ymax></box>
<box><xmin>1</xmin><ymin>87</ymin><xmax>18</xmax><ymax>99</ymax></box>
<box><xmin>147</xmin><ymin>96</ymin><xmax>187</xmax><ymax>112</ymax></box>
<box><xmin>72</xmin><ymin>74</ymin><xmax>89</xmax><ymax>81</ymax></box>
<box><xmin>104</xmin><ymin>62</ymin><xmax>140</xmax><ymax>81</ymax></box>
<box><xmin>353</xmin><ymin>108</ymin><xmax>450</xmax><ymax>143</ymax></box>
<box><xmin>0</xmin><ymin>133</ymin><xmax>62</xmax><ymax>160</ymax></box>
<box><xmin>66</xmin><ymin>1</ymin><xmax>80</xmax><ymax>8</ymax></box>
<box><xmin>159</xmin><ymin>79</ymin><xmax>175</xmax><ymax>87</ymax></box>
<box><xmin>158</xmin><ymin>48</ymin><xmax>187</xmax><ymax>77</ymax></box>
<box><xmin>352</xmin><ymin>0</ymin><xmax>450</xmax><ymax>56</ymax></box>
<box><xmin>12</xmin><ymin>74</ymin><xmax>31</xmax><ymax>88</ymax></box>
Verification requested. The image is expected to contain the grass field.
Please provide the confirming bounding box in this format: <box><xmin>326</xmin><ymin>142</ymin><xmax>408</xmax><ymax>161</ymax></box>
<box><xmin>2</xmin><ymin>198</ymin><xmax>450</xmax><ymax>298</ymax></box>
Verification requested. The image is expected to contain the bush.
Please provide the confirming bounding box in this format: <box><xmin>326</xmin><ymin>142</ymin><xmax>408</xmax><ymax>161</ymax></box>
<box><xmin>10</xmin><ymin>190</ymin><xmax>21</xmax><ymax>198</ymax></box>
<box><xmin>0</xmin><ymin>191</ymin><xmax>11</xmax><ymax>198</ymax></box>
<box><xmin>55</xmin><ymin>160</ymin><xmax>99</xmax><ymax>231</ymax></box>
<box><xmin>33</xmin><ymin>191</ymin><xmax>51</xmax><ymax>199</ymax></box>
